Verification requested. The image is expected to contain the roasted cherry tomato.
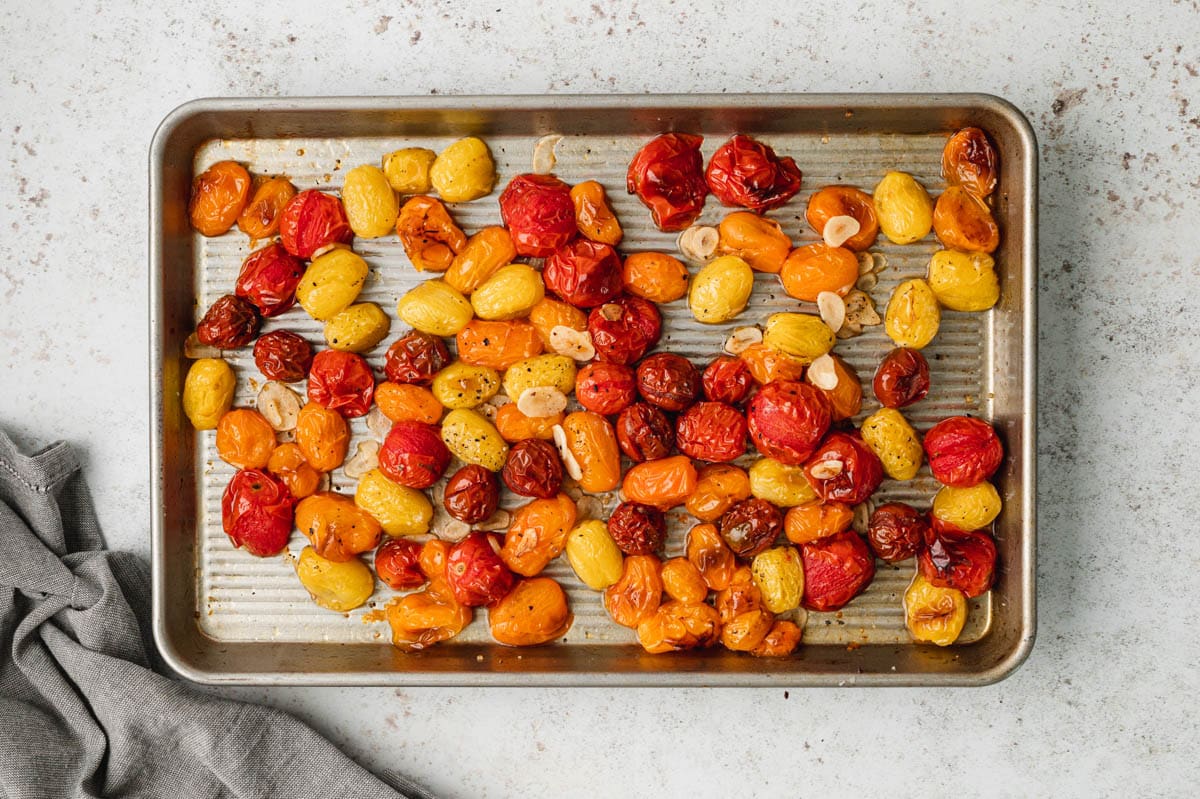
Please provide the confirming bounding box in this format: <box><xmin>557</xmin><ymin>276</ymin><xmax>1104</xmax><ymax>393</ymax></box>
<box><xmin>803</xmin><ymin>432</ymin><xmax>884</xmax><ymax>505</ymax></box>
<box><xmin>783</xmin><ymin>501</ymin><xmax>854</xmax><ymax>545</ymax></box>
<box><xmin>616</xmin><ymin>402</ymin><xmax>675</xmax><ymax>462</ymax></box>
<box><xmin>501</xmin><ymin>494</ymin><xmax>577</xmax><ymax>577</ymax></box>
<box><xmin>808</xmin><ymin>353</ymin><xmax>862</xmax><ymax>422</ymax></box>
<box><xmin>604</xmin><ymin>554</ymin><xmax>664</xmax><ymax>628</ymax></box>
<box><xmin>923</xmin><ymin>416</ymin><xmax>1004</xmax><ymax>487</ymax></box>
<box><xmin>705</xmin><ymin>134</ymin><xmax>803</xmax><ymax>212</ymax></box>
<box><xmin>622</xmin><ymin>455</ymin><xmax>698</xmax><ymax>510</ymax></box>
<box><xmin>446</xmin><ymin>531</ymin><xmax>516</xmax><ymax>607</ymax></box>
<box><xmin>266</xmin><ymin>443</ymin><xmax>321</xmax><ymax>500</ymax></box>
<box><xmin>746</xmin><ymin>380</ymin><xmax>831</xmax><ymax>466</ymax></box>
<box><xmin>396</xmin><ymin>195</ymin><xmax>468</xmax><ymax>272</ymax></box>
<box><xmin>571</xmin><ymin>180</ymin><xmax>623</xmax><ymax>245</ymax></box>
<box><xmin>739</xmin><ymin>343</ymin><xmax>806</xmax><ymax>385</ymax></box>
<box><xmin>867</xmin><ymin>502</ymin><xmax>929</xmax><ymax>562</ymax></box>
<box><xmin>374</xmin><ymin>538</ymin><xmax>427</xmax><ymax>590</ymax></box>
<box><xmin>235</xmin><ymin>242</ymin><xmax>305</xmax><ymax>318</ymax></box>
<box><xmin>686</xmin><ymin>522</ymin><xmax>738</xmax><ymax>590</ymax></box>
<box><xmin>719</xmin><ymin>498</ymin><xmax>783</xmax><ymax>559</ymax></box>
<box><xmin>608</xmin><ymin>501</ymin><xmax>667</xmax><ymax>555</ymax></box>
<box><xmin>237</xmin><ymin>175</ymin><xmax>296</xmax><ymax>239</ymax></box>
<box><xmin>800</xmin><ymin>530</ymin><xmax>876</xmax><ymax>611</ymax></box>
<box><xmin>253</xmin><ymin>330</ymin><xmax>313</xmax><ymax>383</ymax></box>
<box><xmin>873</xmin><ymin>347</ymin><xmax>930</xmax><ymax>409</ymax></box>
<box><xmin>189</xmin><ymin>160</ymin><xmax>251</xmax><ymax>236</ymax></box>
<box><xmin>575</xmin><ymin>362</ymin><xmax>637</xmax><ymax>416</ymax></box>
<box><xmin>588</xmin><ymin>296</ymin><xmax>662</xmax><ymax>365</ymax></box>
<box><xmin>675</xmin><ymin>402</ymin><xmax>747</xmax><ymax>463</ymax></box>
<box><xmin>805</xmin><ymin>185</ymin><xmax>880</xmax><ymax>251</ymax></box>
<box><xmin>379</xmin><ymin>420</ymin><xmax>451</xmax><ymax>489</ymax></box>
<box><xmin>501</xmin><ymin>438</ymin><xmax>564</xmax><ymax>499</ymax></box>
<box><xmin>919</xmin><ymin>523</ymin><xmax>997</xmax><ymax>598</ymax></box>
<box><xmin>215</xmin><ymin>408</ymin><xmax>276</xmax><ymax>469</ymax></box>
<box><xmin>196</xmin><ymin>294</ymin><xmax>259</xmax><ymax>349</ymax></box>
<box><xmin>442</xmin><ymin>464</ymin><xmax>500</xmax><ymax>524</ymax></box>
<box><xmin>686</xmin><ymin>464</ymin><xmax>752</xmax><ymax>524</ymax></box>
<box><xmin>221</xmin><ymin>468</ymin><xmax>294</xmax><ymax>557</ymax></box>
<box><xmin>306</xmin><ymin>349</ymin><xmax>375</xmax><ymax>417</ymax></box>
<box><xmin>636</xmin><ymin>353</ymin><xmax>700</xmax><ymax>412</ymax></box>
<box><xmin>499</xmin><ymin>173</ymin><xmax>577</xmax><ymax>257</ymax></box>
<box><xmin>637</xmin><ymin>600</ymin><xmax>722</xmax><ymax>654</ymax></box>
<box><xmin>942</xmin><ymin>127</ymin><xmax>999</xmax><ymax>197</ymax></box>
<box><xmin>295</xmin><ymin>492</ymin><xmax>382</xmax><ymax>561</ymax></box>
<box><xmin>543</xmin><ymin>239</ymin><xmax>623</xmax><ymax>308</ymax></box>
<box><xmin>702</xmin><ymin>355</ymin><xmax>755</xmax><ymax>405</ymax></box>
<box><xmin>387</xmin><ymin>579</ymin><xmax>472</xmax><ymax>650</ymax></box>
<box><xmin>384</xmin><ymin>330</ymin><xmax>451</xmax><ymax>386</ymax></box>
<box><xmin>626</xmin><ymin>133</ymin><xmax>707</xmax><ymax>231</ymax></box>
<box><xmin>488</xmin><ymin>577</ymin><xmax>573</xmax><ymax>646</ymax></box>
<box><xmin>278</xmin><ymin>189</ymin><xmax>352</xmax><ymax>258</ymax></box>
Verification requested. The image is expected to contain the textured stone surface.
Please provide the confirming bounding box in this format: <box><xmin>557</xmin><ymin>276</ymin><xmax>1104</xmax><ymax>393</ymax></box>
<box><xmin>1</xmin><ymin>1</ymin><xmax>1198</xmax><ymax>795</ymax></box>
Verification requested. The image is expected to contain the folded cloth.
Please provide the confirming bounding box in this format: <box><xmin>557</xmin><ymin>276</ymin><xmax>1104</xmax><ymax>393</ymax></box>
<box><xmin>0</xmin><ymin>431</ymin><xmax>432</xmax><ymax>799</ymax></box>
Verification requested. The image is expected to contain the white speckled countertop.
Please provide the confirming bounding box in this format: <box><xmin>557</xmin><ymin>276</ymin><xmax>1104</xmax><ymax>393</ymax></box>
<box><xmin>2</xmin><ymin>1</ymin><xmax>1198</xmax><ymax>795</ymax></box>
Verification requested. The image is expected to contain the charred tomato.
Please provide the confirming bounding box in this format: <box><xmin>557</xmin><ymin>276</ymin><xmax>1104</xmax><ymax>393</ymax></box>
<box><xmin>636</xmin><ymin>352</ymin><xmax>700</xmax><ymax>412</ymax></box>
<box><xmin>616</xmin><ymin>402</ymin><xmax>675</xmax><ymax>462</ymax></box>
<box><xmin>705</xmin><ymin>134</ymin><xmax>803</xmax><ymax>212</ymax></box>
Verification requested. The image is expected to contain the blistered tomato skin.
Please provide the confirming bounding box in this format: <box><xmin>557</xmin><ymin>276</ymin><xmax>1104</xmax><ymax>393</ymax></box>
<box><xmin>307</xmin><ymin>350</ymin><xmax>375</xmax><ymax>418</ymax></box>
<box><xmin>779</xmin><ymin>243</ymin><xmax>860</xmax><ymax>302</ymax></box>
<box><xmin>924</xmin><ymin>416</ymin><xmax>1004</xmax><ymax>487</ymax></box>
<box><xmin>571</xmin><ymin>180</ymin><xmax>623</xmax><ymax>245</ymax></box>
<box><xmin>636</xmin><ymin>601</ymin><xmax>722</xmax><ymax>654</ymax></box>
<box><xmin>374</xmin><ymin>538</ymin><xmax>426</xmax><ymax>590</ymax></box>
<box><xmin>383</xmin><ymin>147</ymin><xmax>436</xmax><ymax>195</ymax></box>
<box><xmin>804</xmin><ymin>185</ymin><xmax>880</xmax><ymax>251</ymax></box>
<box><xmin>501</xmin><ymin>494</ymin><xmax>577</xmax><ymax>577</ymax></box>
<box><xmin>238</xmin><ymin>176</ymin><xmax>296</xmax><ymax>239</ymax></box>
<box><xmin>266</xmin><ymin>443</ymin><xmax>321</xmax><ymax>500</ymax></box>
<box><xmin>716</xmin><ymin>211</ymin><xmax>792</xmax><ymax>273</ymax></box>
<box><xmin>873</xmin><ymin>347</ymin><xmax>931</xmax><ymax>409</ymax></box>
<box><xmin>561</xmin><ymin>411</ymin><xmax>622</xmax><ymax>492</ymax></box>
<box><xmin>675</xmin><ymin>402</ymin><xmax>747</xmax><ymax>463</ymax></box>
<box><xmin>196</xmin><ymin>294</ymin><xmax>259</xmax><ymax>349</ymax></box>
<box><xmin>660</xmin><ymin>558</ymin><xmax>708</xmax><ymax>604</ymax></box>
<box><xmin>873</xmin><ymin>171</ymin><xmax>934</xmax><ymax>245</ymax></box>
<box><xmin>215</xmin><ymin>409</ymin><xmax>276</xmax><ymax>469</ymax></box>
<box><xmin>588</xmin><ymin>296</ymin><xmax>662</xmax><ymax>365</ymax></box>
<box><xmin>456</xmin><ymin>320</ymin><xmax>543</xmax><ymax>371</ymax></box>
<box><xmin>543</xmin><ymin>239</ymin><xmax>624</xmax><ymax>309</ymax></box>
<box><xmin>636</xmin><ymin>353</ymin><xmax>700</xmax><ymax>412</ymax></box>
<box><xmin>431</xmin><ymin>361</ymin><xmax>500</xmax><ymax>409</ymax></box>
<box><xmin>575</xmin><ymin>362</ymin><xmax>637</xmax><ymax>416</ymax></box>
<box><xmin>739</xmin><ymin>344</ymin><xmax>806</xmax><ymax>386</ymax></box>
<box><xmin>442</xmin><ymin>464</ymin><xmax>500</xmax><ymax>524</ymax></box>
<box><xmin>686</xmin><ymin>464</ymin><xmax>752</xmax><ymax>523</ymax></box>
<box><xmin>885</xmin><ymin>278</ymin><xmax>941</xmax><ymax>350</ymax></box>
<box><xmin>616</xmin><ymin>403</ymin><xmax>675</xmax><ymax>462</ymax></box>
<box><xmin>253</xmin><ymin>330</ymin><xmax>313</xmax><ymax>383</ymax></box>
<box><xmin>501</xmin><ymin>438</ymin><xmax>564</xmax><ymax>499</ymax></box>
<box><xmin>396</xmin><ymin>195</ymin><xmax>467</xmax><ymax>272</ymax></box>
<box><xmin>189</xmin><ymin>160</ymin><xmax>251</xmax><ymax>237</ymax></box>
<box><xmin>803</xmin><ymin>432</ymin><xmax>884</xmax><ymax>505</ymax></box>
<box><xmin>626</xmin><ymin>133</ymin><xmax>707</xmax><ymax>231</ymax></box>
<box><xmin>800</xmin><ymin>530</ymin><xmax>876</xmax><ymax>612</ymax></box>
<box><xmin>379</xmin><ymin>421</ymin><xmax>451</xmax><ymax>489</ymax></box>
<box><xmin>445</xmin><ymin>226</ymin><xmax>516</xmax><ymax>296</ymax></box>
<box><xmin>278</xmin><ymin>189</ymin><xmax>353</xmax><ymax>259</ymax></box>
<box><xmin>933</xmin><ymin>186</ymin><xmax>1000</xmax><ymax>254</ymax></box>
<box><xmin>607</xmin><ymin>501</ymin><xmax>667</xmax><ymax>555</ymax></box>
<box><xmin>387</xmin><ymin>580</ymin><xmax>472</xmax><ymax>650</ymax></box>
<box><xmin>622</xmin><ymin>455</ymin><xmax>698</xmax><ymax>510</ymax></box>
<box><xmin>488</xmin><ymin>578</ymin><xmax>573</xmax><ymax>647</ymax></box>
<box><xmin>783</xmin><ymin>501</ymin><xmax>854</xmax><ymax>545</ymax></box>
<box><xmin>342</xmin><ymin>164</ymin><xmax>400</xmax><ymax>239</ymax></box>
<box><xmin>385</xmin><ymin>331</ymin><xmax>451</xmax><ymax>386</ymax></box>
<box><xmin>295</xmin><ymin>492</ymin><xmax>382</xmax><ymax>562</ymax></box>
<box><xmin>749</xmin><ymin>620</ymin><xmax>803</xmax><ymax>657</ymax></box>
<box><xmin>294</xmin><ymin>404</ymin><xmax>350</xmax><ymax>472</ymax></box>
<box><xmin>235</xmin><ymin>243</ymin><xmax>305</xmax><ymax>318</ymax></box>
<box><xmin>221</xmin><ymin>468</ymin><xmax>294</xmax><ymax>557</ymax></box>
<box><xmin>499</xmin><ymin>174</ymin><xmax>577</xmax><ymax>257</ymax></box>
<box><xmin>686</xmin><ymin>522</ymin><xmax>738</xmax><ymax>591</ymax></box>
<box><xmin>295</xmin><ymin>249</ymin><xmax>368</xmax><ymax>321</ymax></box>
<box><xmin>705</xmin><ymin>134</ymin><xmax>803</xmax><ymax>213</ymax></box>
<box><xmin>719</xmin><ymin>498</ymin><xmax>784</xmax><ymax>559</ymax></box>
<box><xmin>868</xmin><ymin>502</ymin><xmax>929</xmax><ymax>562</ymax></box>
<box><xmin>942</xmin><ymin>127</ymin><xmax>999</xmax><ymax>197</ymax></box>
<box><xmin>621</xmin><ymin>252</ymin><xmax>690</xmax><ymax>304</ymax></box>
<box><xmin>604</xmin><ymin>554</ymin><xmax>664</xmax><ymax>628</ymax></box>
<box><xmin>905</xmin><ymin>573</ymin><xmax>968</xmax><ymax>647</ymax></box>
<box><xmin>747</xmin><ymin>380</ymin><xmax>831</xmax><ymax>466</ymax></box>
<box><xmin>919</xmin><ymin>525</ymin><xmax>997</xmax><ymax>598</ymax></box>
<box><xmin>702</xmin><ymin>355</ymin><xmax>754</xmax><ymax>405</ymax></box>
<box><xmin>446</xmin><ymin>532</ymin><xmax>516</xmax><ymax>607</ymax></box>
<box><xmin>859</xmin><ymin>408</ymin><xmax>924</xmax><ymax>481</ymax></box>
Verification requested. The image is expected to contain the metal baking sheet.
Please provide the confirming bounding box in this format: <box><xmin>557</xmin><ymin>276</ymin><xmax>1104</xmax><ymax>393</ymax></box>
<box><xmin>150</xmin><ymin>95</ymin><xmax>1036</xmax><ymax>686</ymax></box>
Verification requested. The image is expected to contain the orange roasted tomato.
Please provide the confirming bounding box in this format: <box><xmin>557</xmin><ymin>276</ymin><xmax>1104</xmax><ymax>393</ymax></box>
<box><xmin>637</xmin><ymin>600</ymin><xmax>722</xmax><ymax>654</ymax></box>
<box><xmin>444</xmin><ymin>225</ymin><xmax>517</xmax><ymax>295</ymax></box>
<box><xmin>373</xmin><ymin>382</ymin><xmax>443</xmax><ymax>425</ymax></box>
<box><xmin>686</xmin><ymin>464</ymin><xmax>752</xmax><ymax>523</ymax></box>
<box><xmin>562</xmin><ymin>411</ymin><xmax>621</xmax><ymax>493</ymax></box>
<box><xmin>489</xmin><ymin>577</ymin><xmax>573</xmax><ymax>646</ymax></box>
<box><xmin>188</xmin><ymin>160</ymin><xmax>251</xmax><ymax>236</ymax></box>
<box><xmin>266</xmin><ymin>443</ymin><xmax>322</xmax><ymax>500</ymax></box>
<box><xmin>660</xmin><ymin>558</ymin><xmax>708</xmax><ymax>604</ymax></box>
<box><xmin>716</xmin><ymin>566</ymin><xmax>772</xmax><ymax>651</ymax></box>
<box><xmin>374</xmin><ymin>538</ymin><xmax>426</xmax><ymax>590</ymax></box>
<box><xmin>932</xmin><ymin>186</ymin><xmax>1000</xmax><ymax>253</ymax></box>
<box><xmin>386</xmin><ymin>580</ymin><xmax>472</xmax><ymax>650</ymax></box>
<box><xmin>494</xmin><ymin>403</ymin><xmax>563</xmax><ymax>442</ymax></box>
<box><xmin>396</xmin><ymin>195</ymin><xmax>467</xmax><ymax>272</ymax></box>
<box><xmin>779</xmin><ymin>243</ymin><xmax>859</xmax><ymax>301</ymax></box>
<box><xmin>571</xmin><ymin>180</ymin><xmax>623</xmax><ymax>246</ymax></box>
<box><xmin>738</xmin><ymin>343</ymin><xmax>806</xmax><ymax>385</ymax></box>
<box><xmin>603</xmin><ymin>554</ymin><xmax>663</xmax><ymax>628</ymax></box>
<box><xmin>783</xmin><ymin>501</ymin><xmax>854</xmax><ymax>545</ymax></box>
<box><xmin>456</xmin><ymin>319</ymin><xmax>543</xmax><ymax>371</ymax></box>
<box><xmin>237</xmin><ymin>176</ymin><xmax>297</xmax><ymax>239</ymax></box>
<box><xmin>749</xmin><ymin>620</ymin><xmax>803</xmax><ymax>657</ymax></box>
<box><xmin>215</xmin><ymin>408</ymin><xmax>276</xmax><ymax>470</ymax></box>
<box><xmin>527</xmin><ymin>296</ymin><xmax>589</xmax><ymax>349</ymax></box>
<box><xmin>942</xmin><ymin>127</ymin><xmax>999</xmax><ymax>197</ymax></box>
<box><xmin>716</xmin><ymin>211</ymin><xmax>792</xmax><ymax>273</ymax></box>
<box><xmin>804</xmin><ymin>185</ymin><xmax>880</xmax><ymax>251</ymax></box>
<box><xmin>500</xmin><ymin>494</ymin><xmax>577</xmax><ymax>577</ymax></box>
<box><xmin>807</xmin><ymin>353</ymin><xmax>862</xmax><ymax>421</ymax></box>
<box><xmin>295</xmin><ymin>403</ymin><xmax>350</xmax><ymax>472</ymax></box>
<box><xmin>685</xmin><ymin>522</ymin><xmax>737</xmax><ymax>591</ymax></box>
<box><xmin>622</xmin><ymin>455</ymin><xmax>699</xmax><ymax>510</ymax></box>
<box><xmin>295</xmin><ymin>492</ymin><xmax>383</xmax><ymax>562</ymax></box>
<box><xmin>620</xmin><ymin>252</ymin><xmax>690</xmax><ymax>304</ymax></box>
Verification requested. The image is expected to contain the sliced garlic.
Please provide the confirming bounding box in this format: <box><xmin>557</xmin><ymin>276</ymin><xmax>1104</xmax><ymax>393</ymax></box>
<box><xmin>549</xmin><ymin>325</ymin><xmax>596</xmax><ymax>361</ymax></box>
<box><xmin>476</xmin><ymin>509</ymin><xmax>512</xmax><ymax>532</ymax></box>
<box><xmin>809</xmin><ymin>459</ymin><xmax>844</xmax><ymax>481</ymax></box>
<box><xmin>677</xmin><ymin>225</ymin><xmax>719</xmax><ymax>263</ymax></box>
<box><xmin>576</xmin><ymin>495</ymin><xmax>603</xmax><ymax>521</ymax></box>
<box><xmin>343</xmin><ymin>440</ymin><xmax>380</xmax><ymax>480</ymax></box>
<box><xmin>311</xmin><ymin>242</ymin><xmax>349</xmax><ymax>260</ymax></box>
<box><xmin>856</xmin><ymin>251</ymin><xmax>876</xmax><ymax>276</ymax></box>
<box><xmin>183</xmin><ymin>333</ymin><xmax>222</xmax><ymax>359</ymax></box>
<box><xmin>276</xmin><ymin>429</ymin><xmax>296</xmax><ymax>444</ymax></box>
<box><xmin>817</xmin><ymin>291</ymin><xmax>846</xmax><ymax>333</ymax></box>
<box><xmin>562</xmin><ymin>478</ymin><xmax>584</xmax><ymax>502</ymax></box>
<box><xmin>852</xmin><ymin>500</ymin><xmax>875</xmax><ymax>535</ymax></box>
<box><xmin>430</xmin><ymin>507</ymin><xmax>471</xmax><ymax>542</ymax></box>
<box><xmin>517</xmin><ymin>386</ymin><xmax>568</xmax><ymax>418</ymax></box>
<box><xmin>806</xmin><ymin>354</ymin><xmax>839</xmax><ymax>391</ymax></box>
<box><xmin>256</xmin><ymin>382</ymin><xmax>302</xmax><ymax>431</ymax></box>
<box><xmin>822</xmin><ymin>215</ymin><xmax>861</xmax><ymax>248</ymax></box>
<box><xmin>317</xmin><ymin>472</ymin><xmax>332</xmax><ymax>493</ymax></box>
<box><xmin>855</xmin><ymin>271</ymin><xmax>878</xmax><ymax>291</ymax></box>
<box><xmin>366</xmin><ymin>406</ymin><xmax>392</xmax><ymax>440</ymax></box>
<box><xmin>872</xmin><ymin>253</ymin><xmax>888</xmax><ymax>273</ymax></box>
<box><xmin>723</xmin><ymin>326</ymin><xmax>763</xmax><ymax>355</ymax></box>
<box><xmin>844</xmin><ymin>289</ymin><xmax>881</xmax><ymax>328</ymax></box>
<box><xmin>552</xmin><ymin>424</ymin><xmax>583</xmax><ymax>481</ymax></box>
<box><xmin>532</xmin><ymin>134</ymin><xmax>563</xmax><ymax>174</ymax></box>
<box><xmin>598</xmin><ymin>303</ymin><xmax>622</xmax><ymax>322</ymax></box>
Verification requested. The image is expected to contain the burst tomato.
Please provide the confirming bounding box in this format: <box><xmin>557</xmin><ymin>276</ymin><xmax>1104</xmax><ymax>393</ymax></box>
<box><xmin>499</xmin><ymin>173</ymin><xmax>577</xmax><ymax>257</ymax></box>
<box><xmin>306</xmin><ymin>350</ymin><xmax>375</xmax><ymax>417</ymax></box>
<box><xmin>800</xmin><ymin>530</ymin><xmax>876</xmax><ymax>612</ymax></box>
<box><xmin>705</xmin><ymin>134</ymin><xmax>803</xmax><ymax>212</ymax></box>
<box><xmin>626</xmin><ymin>133</ymin><xmax>707</xmax><ymax>231</ymax></box>
<box><xmin>221</xmin><ymin>468</ymin><xmax>294</xmax><ymax>557</ymax></box>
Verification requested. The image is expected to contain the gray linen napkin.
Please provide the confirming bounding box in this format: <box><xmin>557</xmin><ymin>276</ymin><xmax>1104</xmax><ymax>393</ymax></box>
<box><xmin>0</xmin><ymin>430</ymin><xmax>432</xmax><ymax>799</ymax></box>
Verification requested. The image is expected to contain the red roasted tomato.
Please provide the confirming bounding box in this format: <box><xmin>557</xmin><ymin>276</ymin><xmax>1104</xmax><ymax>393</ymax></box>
<box><xmin>676</xmin><ymin>402</ymin><xmax>747</xmax><ymax>463</ymax></box>
<box><xmin>384</xmin><ymin>330</ymin><xmax>451</xmax><ymax>386</ymax></box>
<box><xmin>626</xmin><ymin>133</ymin><xmax>707</xmax><ymax>231</ymax></box>
<box><xmin>221</xmin><ymin>468</ymin><xmax>294</xmax><ymax>557</ymax></box>
<box><xmin>443</xmin><ymin>464</ymin><xmax>500</xmax><ymax>524</ymax></box>
<box><xmin>588</xmin><ymin>295</ymin><xmax>662</xmax><ymax>364</ymax></box>
<box><xmin>616</xmin><ymin>402</ymin><xmax>675</xmax><ymax>462</ymax></box>
<box><xmin>543</xmin><ymin>239</ymin><xmax>624</xmax><ymax>308</ymax></box>
<box><xmin>253</xmin><ymin>330</ymin><xmax>314</xmax><ymax>383</ymax></box>
<box><xmin>919</xmin><ymin>522</ymin><xmax>997</xmax><ymax>598</ymax></box>
<box><xmin>800</xmin><ymin>530</ymin><xmax>876</xmax><ymax>612</ymax></box>
<box><xmin>608</xmin><ymin>501</ymin><xmax>667</xmax><ymax>555</ymax></box>
<box><xmin>374</xmin><ymin>538</ymin><xmax>427</xmax><ymax>590</ymax></box>
<box><xmin>636</xmin><ymin>353</ymin><xmax>700</xmax><ymax>412</ymax></box>
<box><xmin>803</xmin><ymin>432</ymin><xmax>884</xmax><ymax>505</ymax></box>
<box><xmin>867</xmin><ymin>502</ymin><xmax>929</xmax><ymax>563</ymax></box>
<box><xmin>575</xmin><ymin>362</ymin><xmax>637</xmax><ymax>416</ymax></box>
<box><xmin>705</xmin><ymin>134</ymin><xmax>803</xmax><ymax>212</ymax></box>
<box><xmin>307</xmin><ymin>350</ymin><xmax>375</xmax><ymax>417</ymax></box>
<box><xmin>873</xmin><ymin>347</ymin><xmax>931</xmax><ymax>409</ymax></box>
<box><xmin>923</xmin><ymin>416</ymin><xmax>1004</xmax><ymax>487</ymax></box>
<box><xmin>446</xmin><ymin>531</ymin><xmax>516</xmax><ymax>607</ymax></box>
<box><xmin>278</xmin><ymin>189</ymin><xmax>353</xmax><ymax>258</ymax></box>
<box><xmin>498</xmin><ymin>173</ymin><xmax>577</xmax><ymax>257</ymax></box>
<box><xmin>702</xmin><ymin>355</ymin><xmax>755</xmax><ymax>405</ymax></box>
<box><xmin>746</xmin><ymin>380</ymin><xmax>831</xmax><ymax>465</ymax></box>
<box><xmin>379</xmin><ymin>420</ymin><xmax>451</xmax><ymax>489</ymax></box>
<box><xmin>718</xmin><ymin>498</ymin><xmax>783</xmax><ymax>559</ymax></box>
<box><xmin>196</xmin><ymin>294</ymin><xmax>259</xmax><ymax>349</ymax></box>
<box><xmin>234</xmin><ymin>242</ymin><xmax>305</xmax><ymax>318</ymax></box>
<box><xmin>501</xmin><ymin>438</ymin><xmax>564</xmax><ymax>499</ymax></box>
